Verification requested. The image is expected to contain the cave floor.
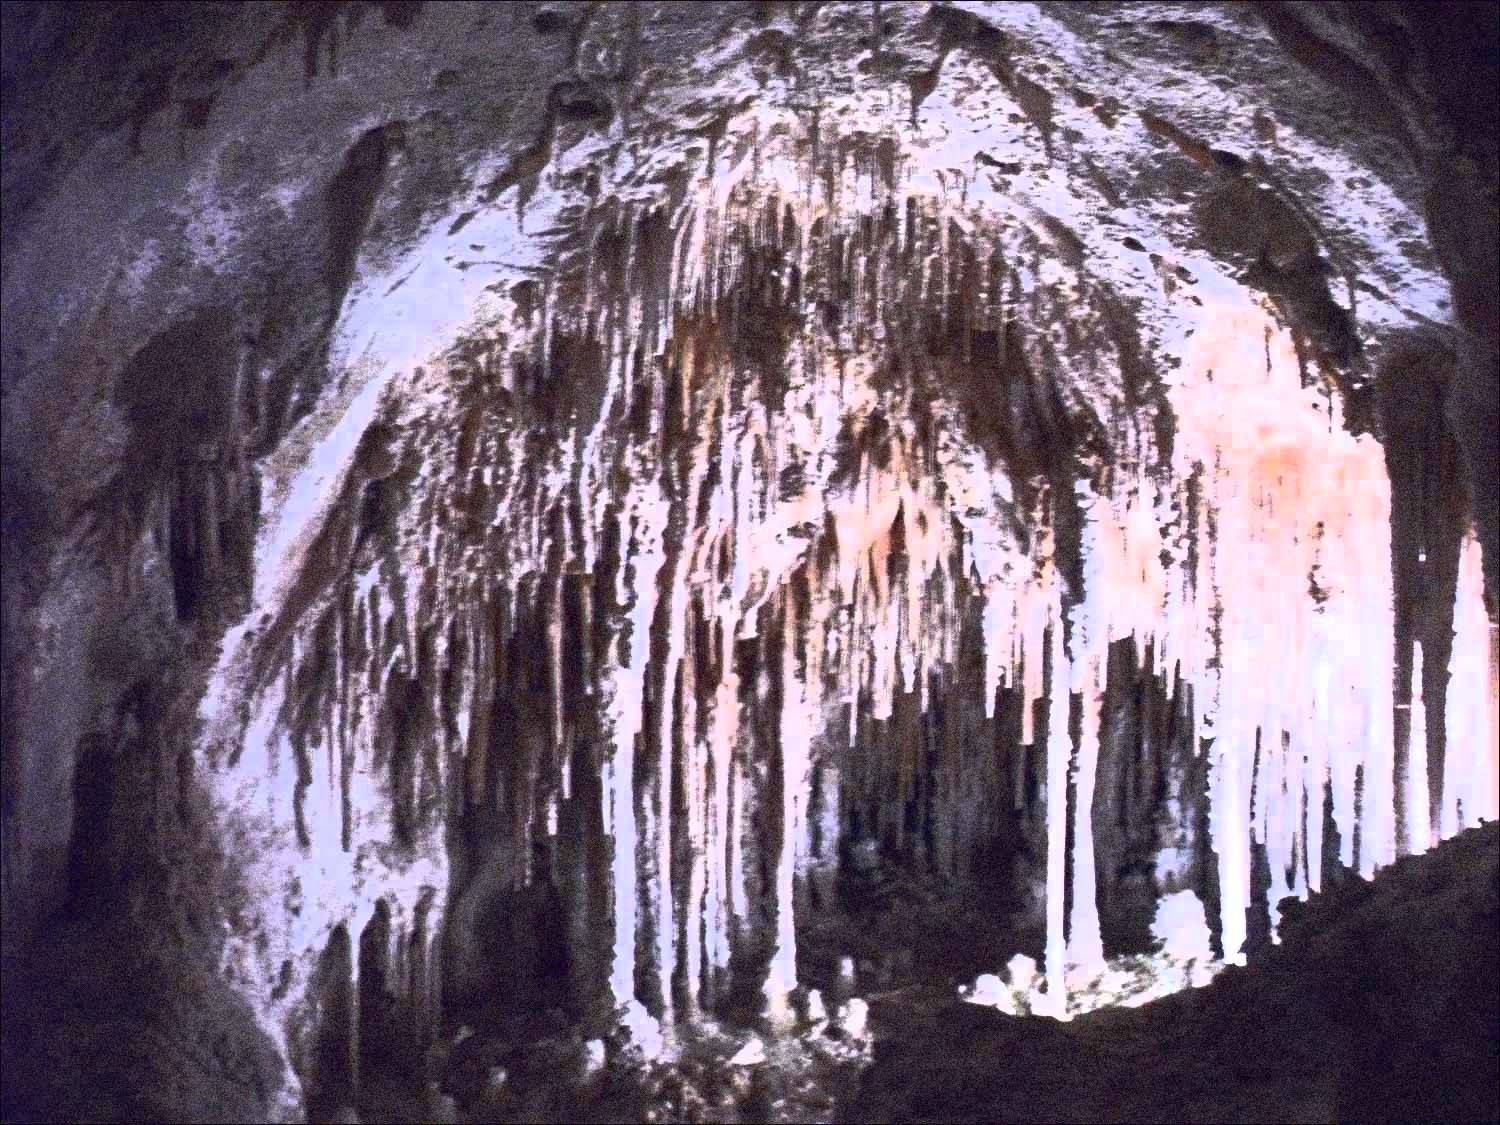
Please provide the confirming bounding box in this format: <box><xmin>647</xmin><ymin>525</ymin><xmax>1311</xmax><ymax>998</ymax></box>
<box><xmin>347</xmin><ymin>823</ymin><xmax>1497</xmax><ymax>1125</ymax></box>
<box><xmin>844</xmin><ymin>822</ymin><xmax>1499</xmax><ymax>1125</ymax></box>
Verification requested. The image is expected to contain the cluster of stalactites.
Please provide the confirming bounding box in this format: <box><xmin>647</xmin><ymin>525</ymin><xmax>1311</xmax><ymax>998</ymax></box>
<box><xmin>209</xmin><ymin>590</ymin><xmax>451</xmax><ymax>1109</ymax></box>
<box><xmin>1054</xmin><ymin>294</ymin><xmax>1497</xmax><ymax>976</ymax></box>
<box><xmin>546</xmin><ymin>172</ymin><xmax>1067</xmax><ymax>1028</ymax></box>
<box><xmin>476</xmin><ymin>167</ymin><xmax>1500</xmax><ymax>1029</ymax></box>
<box><xmin>226</xmin><ymin>146</ymin><xmax>1499</xmax><ymax>1056</ymax></box>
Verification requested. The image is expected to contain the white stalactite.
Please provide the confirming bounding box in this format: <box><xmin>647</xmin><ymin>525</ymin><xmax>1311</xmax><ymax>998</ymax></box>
<box><xmin>1044</xmin><ymin>604</ymin><xmax>1070</xmax><ymax>1017</ymax></box>
<box><xmin>196</xmin><ymin>91</ymin><xmax>1500</xmax><ymax>1092</ymax></box>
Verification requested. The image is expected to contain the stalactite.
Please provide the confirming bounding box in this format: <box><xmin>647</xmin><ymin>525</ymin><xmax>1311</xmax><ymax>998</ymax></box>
<box><xmin>197</xmin><ymin>95</ymin><xmax>1498</xmax><ymax>1095</ymax></box>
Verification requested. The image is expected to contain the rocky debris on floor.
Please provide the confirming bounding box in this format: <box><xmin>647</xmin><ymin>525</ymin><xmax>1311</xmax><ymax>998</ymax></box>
<box><xmin>842</xmin><ymin>822</ymin><xmax>1500</xmax><ymax>1124</ymax></box>
<box><xmin>419</xmin><ymin>979</ymin><xmax>877</xmax><ymax>1125</ymax></box>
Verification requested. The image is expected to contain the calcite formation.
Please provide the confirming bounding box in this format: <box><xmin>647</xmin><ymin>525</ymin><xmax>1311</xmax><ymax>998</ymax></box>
<box><xmin>184</xmin><ymin>8</ymin><xmax>1496</xmax><ymax>1100</ymax></box>
<box><xmin>2</xmin><ymin>2</ymin><xmax>1495</xmax><ymax>1119</ymax></box>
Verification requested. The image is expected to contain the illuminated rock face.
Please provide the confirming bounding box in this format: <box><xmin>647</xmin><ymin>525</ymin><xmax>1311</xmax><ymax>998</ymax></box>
<box><xmin>195</xmin><ymin>49</ymin><xmax>1494</xmax><ymax>1102</ymax></box>
<box><xmin>1</xmin><ymin>2</ymin><xmax>1496</xmax><ymax>1119</ymax></box>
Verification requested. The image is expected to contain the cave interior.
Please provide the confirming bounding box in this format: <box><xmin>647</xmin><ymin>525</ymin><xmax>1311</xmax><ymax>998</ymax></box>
<box><xmin>0</xmin><ymin>2</ymin><xmax>1497</xmax><ymax>1123</ymax></box>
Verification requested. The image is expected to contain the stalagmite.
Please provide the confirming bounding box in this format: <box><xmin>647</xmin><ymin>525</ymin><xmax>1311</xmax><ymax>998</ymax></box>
<box><xmin>1444</xmin><ymin>533</ymin><xmax>1500</xmax><ymax>834</ymax></box>
<box><xmin>1407</xmin><ymin>642</ymin><xmax>1431</xmax><ymax>855</ymax></box>
<box><xmin>605</xmin><ymin>489</ymin><xmax>667</xmax><ymax>1049</ymax></box>
<box><xmin>1044</xmin><ymin>605</ymin><xmax>1070</xmax><ymax>1017</ymax></box>
<box><xmin>1068</xmin><ymin>650</ymin><xmax>1106</xmax><ymax>977</ymax></box>
<box><xmin>766</xmin><ymin>597</ymin><xmax>813</xmax><ymax>1017</ymax></box>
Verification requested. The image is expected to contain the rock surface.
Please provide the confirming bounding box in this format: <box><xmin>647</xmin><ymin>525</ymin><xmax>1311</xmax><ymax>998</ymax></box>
<box><xmin>1</xmin><ymin>2</ymin><xmax>1496</xmax><ymax>1121</ymax></box>
<box><xmin>843</xmin><ymin>821</ymin><xmax>1500</xmax><ymax>1123</ymax></box>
